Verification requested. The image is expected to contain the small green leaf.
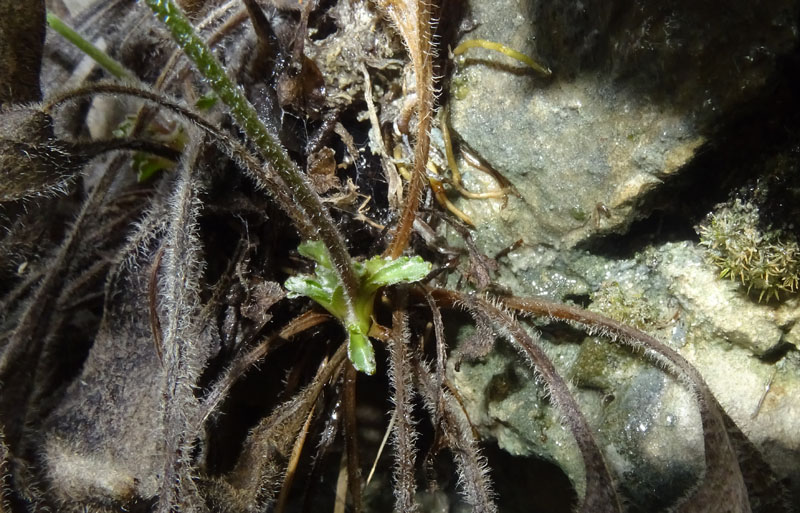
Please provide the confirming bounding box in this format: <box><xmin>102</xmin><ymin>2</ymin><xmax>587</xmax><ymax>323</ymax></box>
<box><xmin>285</xmin><ymin>241</ymin><xmax>432</xmax><ymax>374</ymax></box>
<box><xmin>285</xmin><ymin>275</ymin><xmax>326</xmax><ymax>301</ymax></box>
<box><xmin>347</xmin><ymin>327</ymin><xmax>376</xmax><ymax>375</ymax></box>
<box><xmin>133</xmin><ymin>153</ymin><xmax>174</xmax><ymax>182</ymax></box>
<box><xmin>298</xmin><ymin>240</ymin><xmax>333</xmax><ymax>269</ymax></box>
<box><xmin>112</xmin><ymin>115</ymin><xmax>137</xmax><ymax>138</ymax></box>
<box><xmin>364</xmin><ymin>255</ymin><xmax>432</xmax><ymax>290</ymax></box>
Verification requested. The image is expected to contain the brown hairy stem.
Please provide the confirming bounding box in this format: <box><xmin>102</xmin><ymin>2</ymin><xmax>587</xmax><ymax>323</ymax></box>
<box><xmin>423</xmin><ymin>288</ymin><xmax>448</xmax><ymax>425</ymax></box>
<box><xmin>343</xmin><ymin>363</ymin><xmax>364</xmax><ymax>513</ymax></box>
<box><xmin>414</xmin><ymin>357</ymin><xmax>497</xmax><ymax>512</ymax></box>
<box><xmin>387</xmin><ymin>290</ymin><xmax>419</xmax><ymax>511</ymax></box>
<box><xmin>453</xmin><ymin>292</ymin><xmax>622</xmax><ymax>513</ymax></box>
<box><xmin>379</xmin><ymin>0</ymin><xmax>435</xmax><ymax>258</ymax></box>
<box><xmin>500</xmin><ymin>296</ymin><xmax>751</xmax><ymax>513</ymax></box>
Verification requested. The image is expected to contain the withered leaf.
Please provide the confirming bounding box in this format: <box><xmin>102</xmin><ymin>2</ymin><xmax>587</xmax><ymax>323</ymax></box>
<box><xmin>240</xmin><ymin>280</ymin><xmax>285</xmax><ymax>325</ymax></box>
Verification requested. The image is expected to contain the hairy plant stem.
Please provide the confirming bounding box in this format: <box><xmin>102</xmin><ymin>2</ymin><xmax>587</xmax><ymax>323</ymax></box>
<box><xmin>343</xmin><ymin>363</ymin><xmax>364</xmax><ymax>512</ymax></box>
<box><xmin>453</xmin><ymin>292</ymin><xmax>621</xmax><ymax>513</ymax></box>
<box><xmin>414</xmin><ymin>358</ymin><xmax>497</xmax><ymax>512</ymax></box>
<box><xmin>387</xmin><ymin>290</ymin><xmax>419</xmax><ymax>512</ymax></box>
<box><xmin>156</xmin><ymin>134</ymin><xmax>208</xmax><ymax>513</ymax></box>
<box><xmin>379</xmin><ymin>0</ymin><xmax>435</xmax><ymax>259</ymax></box>
<box><xmin>500</xmin><ymin>296</ymin><xmax>750</xmax><ymax>512</ymax></box>
<box><xmin>143</xmin><ymin>0</ymin><xmax>359</xmax><ymax>313</ymax></box>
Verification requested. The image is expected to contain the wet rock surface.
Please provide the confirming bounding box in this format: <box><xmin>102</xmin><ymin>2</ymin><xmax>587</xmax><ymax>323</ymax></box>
<box><xmin>443</xmin><ymin>0</ymin><xmax>800</xmax><ymax>510</ymax></box>
<box><xmin>448</xmin><ymin>0</ymin><xmax>798</xmax><ymax>250</ymax></box>
<box><xmin>450</xmin><ymin>242</ymin><xmax>800</xmax><ymax>510</ymax></box>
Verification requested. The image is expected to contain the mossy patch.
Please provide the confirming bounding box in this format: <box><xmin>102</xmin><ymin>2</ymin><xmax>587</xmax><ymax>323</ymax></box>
<box><xmin>697</xmin><ymin>198</ymin><xmax>800</xmax><ymax>302</ymax></box>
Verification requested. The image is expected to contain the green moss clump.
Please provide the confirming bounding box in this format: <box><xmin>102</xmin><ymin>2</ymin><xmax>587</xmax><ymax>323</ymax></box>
<box><xmin>697</xmin><ymin>198</ymin><xmax>800</xmax><ymax>301</ymax></box>
<box><xmin>590</xmin><ymin>281</ymin><xmax>661</xmax><ymax>330</ymax></box>
<box><xmin>573</xmin><ymin>282</ymin><xmax>662</xmax><ymax>389</ymax></box>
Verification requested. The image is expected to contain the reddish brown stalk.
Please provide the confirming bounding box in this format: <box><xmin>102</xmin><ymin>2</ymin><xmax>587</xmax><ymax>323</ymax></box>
<box><xmin>378</xmin><ymin>0</ymin><xmax>435</xmax><ymax>258</ymax></box>
<box><xmin>388</xmin><ymin>86</ymin><xmax>432</xmax><ymax>258</ymax></box>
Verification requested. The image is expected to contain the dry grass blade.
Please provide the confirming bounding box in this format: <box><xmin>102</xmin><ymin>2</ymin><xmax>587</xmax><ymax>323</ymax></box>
<box><xmin>274</xmin><ymin>401</ymin><xmax>316</xmax><ymax>513</ymax></box>
<box><xmin>334</xmin><ymin>452</ymin><xmax>349</xmax><ymax>513</ymax></box>
<box><xmin>367</xmin><ymin>409</ymin><xmax>396</xmax><ymax>487</ymax></box>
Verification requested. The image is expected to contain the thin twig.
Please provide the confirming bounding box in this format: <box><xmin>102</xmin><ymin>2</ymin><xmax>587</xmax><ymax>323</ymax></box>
<box><xmin>366</xmin><ymin>408</ymin><xmax>396</xmax><ymax>487</ymax></box>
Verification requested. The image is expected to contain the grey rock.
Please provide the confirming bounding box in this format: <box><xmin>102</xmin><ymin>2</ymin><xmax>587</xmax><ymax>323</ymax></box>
<box><xmin>448</xmin><ymin>0</ymin><xmax>798</xmax><ymax>250</ymax></box>
<box><xmin>441</xmin><ymin>0</ymin><xmax>800</xmax><ymax>509</ymax></box>
<box><xmin>450</xmin><ymin>242</ymin><xmax>800</xmax><ymax>510</ymax></box>
<box><xmin>659</xmin><ymin>243</ymin><xmax>789</xmax><ymax>356</ymax></box>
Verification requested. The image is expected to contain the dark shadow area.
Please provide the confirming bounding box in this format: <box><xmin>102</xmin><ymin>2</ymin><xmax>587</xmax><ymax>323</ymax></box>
<box><xmin>531</xmin><ymin>0</ymin><xmax>798</xmax><ymax>122</ymax></box>
<box><xmin>484</xmin><ymin>442</ymin><xmax>578</xmax><ymax>513</ymax></box>
<box><xmin>580</xmin><ymin>46</ymin><xmax>800</xmax><ymax>259</ymax></box>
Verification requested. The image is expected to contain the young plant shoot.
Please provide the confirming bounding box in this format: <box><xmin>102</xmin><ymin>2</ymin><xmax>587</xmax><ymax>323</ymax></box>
<box><xmin>285</xmin><ymin>241</ymin><xmax>431</xmax><ymax>374</ymax></box>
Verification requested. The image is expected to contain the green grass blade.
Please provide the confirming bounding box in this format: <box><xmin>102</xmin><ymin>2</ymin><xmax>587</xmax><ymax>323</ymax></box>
<box><xmin>46</xmin><ymin>11</ymin><xmax>133</xmax><ymax>80</ymax></box>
